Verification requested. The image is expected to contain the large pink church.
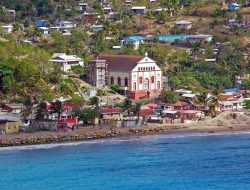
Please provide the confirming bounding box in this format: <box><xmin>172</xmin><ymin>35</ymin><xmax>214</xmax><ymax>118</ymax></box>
<box><xmin>88</xmin><ymin>53</ymin><xmax>163</xmax><ymax>99</ymax></box>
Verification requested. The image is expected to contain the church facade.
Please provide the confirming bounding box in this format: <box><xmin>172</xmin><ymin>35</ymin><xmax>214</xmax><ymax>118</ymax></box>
<box><xmin>88</xmin><ymin>53</ymin><xmax>163</xmax><ymax>99</ymax></box>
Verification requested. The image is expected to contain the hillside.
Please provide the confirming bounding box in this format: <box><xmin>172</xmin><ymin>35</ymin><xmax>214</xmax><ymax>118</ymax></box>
<box><xmin>0</xmin><ymin>0</ymin><xmax>249</xmax><ymax>101</ymax></box>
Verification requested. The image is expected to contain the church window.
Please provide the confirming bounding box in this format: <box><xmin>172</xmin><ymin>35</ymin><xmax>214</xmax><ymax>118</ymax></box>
<box><xmin>111</xmin><ymin>76</ymin><xmax>114</xmax><ymax>84</ymax></box>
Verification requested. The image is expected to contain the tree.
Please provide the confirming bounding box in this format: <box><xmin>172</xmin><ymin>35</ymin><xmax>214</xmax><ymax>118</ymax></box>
<box><xmin>132</xmin><ymin>102</ymin><xmax>141</xmax><ymax>119</ymax></box>
<box><xmin>22</xmin><ymin>97</ymin><xmax>35</xmax><ymax>119</ymax></box>
<box><xmin>89</xmin><ymin>96</ymin><xmax>99</xmax><ymax>107</ymax></box>
<box><xmin>110</xmin><ymin>84</ymin><xmax>120</xmax><ymax>92</ymax></box>
<box><xmin>156</xmin><ymin>11</ymin><xmax>168</xmax><ymax>24</ymax></box>
<box><xmin>71</xmin><ymin>65</ymin><xmax>85</xmax><ymax>74</ymax></box>
<box><xmin>160</xmin><ymin>90</ymin><xmax>180</xmax><ymax>103</ymax></box>
<box><xmin>72</xmin><ymin>108</ymin><xmax>100</xmax><ymax>124</ymax></box>
<box><xmin>12</xmin><ymin>22</ymin><xmax>23</xmax><ymax>44</ymax></box>
<box><xmin>50</xmin><ymin>100</ymin><xmax>63</xmax><ymax>119</ymax></box>
<box><xmin>207</xmin><ymin>88</ymin><xmax>222</xmax><ymax>116</ymax></box>
<box><xmin>119</xmin><ymin>98</ymin><xmax>133</xmax><ymax>115</ymax></box>
<box><xmin>243</xmin><ymin>100</ymin><xmax>250</xmax><ymax>109</ymax></box>
<box><xmin>196</xmin><ymin>90</ymin><xmax>209</xmax><ymax>109</ymax></box>
<box><xmin>35</xmin><ymin>101</ymin><xmax>48</xmax><ymax>120</ymax></box>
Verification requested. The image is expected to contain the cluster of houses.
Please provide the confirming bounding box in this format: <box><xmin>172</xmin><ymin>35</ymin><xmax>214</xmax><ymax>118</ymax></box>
<box><xmin>0</xmin><ymin>85</ymin><xmax>249</xmax><ymax>135</ymax></box>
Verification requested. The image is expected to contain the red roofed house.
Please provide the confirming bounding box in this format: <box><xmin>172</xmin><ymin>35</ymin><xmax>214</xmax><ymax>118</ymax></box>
<box><xmin>87</xmin><ymin>53</ymin><xmax>163</xmax><ymax>99</ymax></box>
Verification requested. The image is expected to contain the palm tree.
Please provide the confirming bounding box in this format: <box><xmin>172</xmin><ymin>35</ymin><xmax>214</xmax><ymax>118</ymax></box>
<box><xmin>12</xmin><ymin>22</ymin><xmax>23</xmax><ymax>44</ymax></box>
<box><xmin>35</xmin><ymin>102</ymin><xmax>49</xmax><ymax>120</ymax></box>
<box><xmin>50</xmin><ymin>100</ymin><xmax>63</xmax><ymax>119</ymax></box>
<box><xmin>196</xmin><ymin>90</ymin><xmax>209</xmax><ymax>110</ymax></box>
<box><xmin>207</xmin><ymin>88</ymin><xmax>222</xmax><ymax>117</ymax></box>
<box><xmin>122</xmin><ymin>98</ymin><xmax>133</xmax><ymax>115</ymax></box>
<box><xmin>132</xmin><ymin>103</ymin><xmax>141</xmax><ymax>120</ymax></box>
<box><xmin>22</xmin><ymin>97</ymin><xmax>34</xmax><ymax>119</ymax></box>
<box><xmin>89</xmin><ymin>96</ymin><xmax>99</xmax><ymax>108</ymax></box>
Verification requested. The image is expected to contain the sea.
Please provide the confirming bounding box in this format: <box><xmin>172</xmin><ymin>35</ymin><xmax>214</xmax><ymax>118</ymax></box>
<box><xmin>1</xmin><ymin>131</ymin><xmax>250</xmax><ymax>190</ymax></box>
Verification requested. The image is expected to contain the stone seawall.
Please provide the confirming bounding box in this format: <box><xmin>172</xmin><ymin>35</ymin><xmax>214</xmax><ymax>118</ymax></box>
<box><xmin>0</xmin><ymin>126</ymin><xmax>182</xmax><ymax>147</ymax></box>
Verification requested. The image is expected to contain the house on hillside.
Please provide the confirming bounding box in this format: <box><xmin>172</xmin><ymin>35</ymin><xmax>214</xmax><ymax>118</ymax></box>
<box><xmin>228</xmin><ymin>3</ymin><xmax>240</xmax><ymax>11</ymax></box>
<box><xmin>131</xmin><ymin>6</ymin><xmax>147</xmax><ymax>14</ymax></box>
<box><xmin>1</xmin><ymin>25</ymin><xmax>13</xmax><ymax>34</ymax></box>
<box><xmin>155</xmin><ymin>34</ymin><xmax>187</xmax><ymax>43</ymax></box>
<box><xmin>125</xmin><ymin>0</ymin><xmax>132</xmax><ymax>6</ymax></box>
<box><xmin>91</xmin><ymin>25</ymin><xmax>103</xmax><ymax>32</ymax></box>
<box><xmin>76</xmin><ymin>1</ymin><xmax>88</xmax><ymax>11</ymax></box>
<box><xmin>87</xmin><ymin>53</ymin><xmax>163</xmax><ymax>99</ymax></box>
<box><xmin>51</xmin><ymin>53</ymin><xmax>84</xmax><ymax>72</ymax></box>
<box><xmin>175</xmin><ymin>20</ymin><xmax>192</xmax><ymax>29</ymax></box>
<box><xmin>36</xmin><ymin>20</ymin><xmax>47</xmax><ymax>27</ymax></box>
<box><xmin>122</xmin><ymin>36</ymin><xmax>147</xmax><ymax>50</ymax></box>
<box><xmin>186</xmin><ymin>34</ymin><xmax>213</xmax><ymax>43</ymax></box>
<box><xmin>103</xmin><ymin>5</ymin><xmax>112</xmax><ymax>13</ymax></box>
<box><xmin>39</xmin><ymin>27</ymin><xmax>50</xmax><ymax>35</ymax></box>
<box><xmin>55</xmin><ymin>21</ymin><xmax>76</xmax><ymax>29</ymax></box>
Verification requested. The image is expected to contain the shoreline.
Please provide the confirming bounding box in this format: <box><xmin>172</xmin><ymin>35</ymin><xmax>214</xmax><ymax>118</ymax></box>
<box><xmin>1</xmin><ymin>123</ymin><xmax>250</xmax><ymax>147</ymax></box>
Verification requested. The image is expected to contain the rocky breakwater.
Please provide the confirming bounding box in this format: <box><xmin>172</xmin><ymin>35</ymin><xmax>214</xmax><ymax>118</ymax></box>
<box><xmin>0</xmin><ymin>125</ymin><xmax>182</xmax><ymax>147</ymax></box>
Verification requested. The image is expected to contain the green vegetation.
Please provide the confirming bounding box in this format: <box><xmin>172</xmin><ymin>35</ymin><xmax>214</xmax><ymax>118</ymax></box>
<box><xmin>243</xmin><ymin>100</ymin><xmax>250</xmax><ymax>109</ymax></box>
<box><xmin>160</xmin><ymin>90</ymin><xmax>180</xmax><ymax>103</ymax></box>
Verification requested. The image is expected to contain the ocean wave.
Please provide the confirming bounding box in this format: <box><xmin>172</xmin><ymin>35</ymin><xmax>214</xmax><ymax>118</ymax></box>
<box><xmin>1</xmin><ymin>130</ymin><xmax>250</xmax><ymax>152</ymax></box>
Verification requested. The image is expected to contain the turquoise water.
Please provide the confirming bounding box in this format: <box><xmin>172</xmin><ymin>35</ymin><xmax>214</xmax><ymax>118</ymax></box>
<box><xmin>155</xmin><ymin>34</ymin><xmax>187</xmax><ymax>43</ymax></box>
<box><xmin>1</xmin><ymin>132</ymin><xmax>250</xmax><ymax>189</ymax></box>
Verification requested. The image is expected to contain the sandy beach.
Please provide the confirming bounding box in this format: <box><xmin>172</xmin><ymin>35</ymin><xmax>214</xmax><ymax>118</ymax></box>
<box><xmin>0</xmin><ymin>111</ymin><xmax>250</xmax><ymax>147</ymax></box>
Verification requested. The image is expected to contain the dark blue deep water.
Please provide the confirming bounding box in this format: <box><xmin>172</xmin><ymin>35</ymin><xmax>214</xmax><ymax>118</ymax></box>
<box><xmin>1</xmin><ymin>132</ymin><xmax>250</xmax><ymax>190</ymax></box>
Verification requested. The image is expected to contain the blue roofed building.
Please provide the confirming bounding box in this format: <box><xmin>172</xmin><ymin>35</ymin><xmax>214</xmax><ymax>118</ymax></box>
<box><xmin>122</xmin><ymin>36</ymin><xmax>147</xmax><ymax>50</ymax></box>
<box><xmin>155</xmin><ymin>34</ymin><xmax>187</xmax><ymax>43</ymax></box>
<box><xmin>35</xmin><ymin>20</ymin><xmax>47</xmax><ymax>27</ymax></box>
<box><xmin>228</xmin><ymin>3</ymin><xmax>240</xmax><ymax>11</ymax></box>
<box><xmin>91</xmin><ymin>25</ymin><xmax>103</xmax><ymax>32</ymax></box>
<box><xmin>223</xmin><ymin>88</ymin><xmax>240</xmax><ymax>93</ymax></box>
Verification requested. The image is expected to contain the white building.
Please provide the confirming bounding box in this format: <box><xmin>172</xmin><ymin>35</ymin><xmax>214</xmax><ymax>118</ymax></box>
<box><xmin>97</xmin><ymin>53</ymin><xmax>163</xmax><ymax>99</ymax></box>
<box><xmin>1</xmin><ymin>25</ymin><xmax>13</xmax><ymax>34</ymax></box>
<box><xmin>175</xmin><ymin>21</ymin><xmax>192</xmax><ymax>29</ymax></box>
<box><xmin>186</xmin><ymin>34</ymin><xmax>213</xmax><ymax>43</ymax></box>
<box><xmin>56</xmin><ymin>21</ymin><xmax>76</xmax><ymax>29</ymax></box>
<box><xmin>131</xmin><ymin>6</ymin><xmax>147</xmax><ymax>14</ymax></box>
<box><xmin>51</xmin><ymin>53</ymin><xmax>84</xmax><ymax>72</ymax></box>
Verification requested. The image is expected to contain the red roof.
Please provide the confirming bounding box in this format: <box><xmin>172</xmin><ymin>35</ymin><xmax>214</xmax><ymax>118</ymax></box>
<box><xmin>99</xmin><ymin>108</ymin><xmax>121</xmax><ymax>114</ymax></box>
<box><xmin>0</xmin><ymin>105</ymin><xmax>13</xmax><ymax>112</ymax></box>
<box><xmin>85</xmin><ymin>17</ymin><xmax>98</xmax><ymax>21</ymax></box>
<box><xmin>145</xmin><ymin>103</ymin><xmax>158</xmax><ymax>108</ymax></box>
<box><xmin>139</xmin><ymin>109</ymin><xmax>156</xmax><ymax>116</ymax></box>
<box><xmin>98</xmin><ymin>54</ymin><xmax>143</xmax><ymax>72</ymax></box>
<box><xmin>63</xmin><ymin>104</ymin><xmax>83</xmax><ymax>109</ymax></box>
<box><xmin>58</xmin><ymin>118</ymin><xmax>77</xmax><ymax>124</ymax></box>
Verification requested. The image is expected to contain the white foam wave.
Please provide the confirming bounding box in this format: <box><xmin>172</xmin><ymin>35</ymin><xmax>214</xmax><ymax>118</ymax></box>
<box><xmin>1</xmin><ymin>130</ymin><xmax>250</xmax><ymax>152</ymax></box>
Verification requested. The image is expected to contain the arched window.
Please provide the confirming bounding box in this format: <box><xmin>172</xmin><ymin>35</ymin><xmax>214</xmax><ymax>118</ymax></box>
<box><xmin>133</xmin><ymin>82</ymin><xmax>137</xmax><ymax>91</ymax></box>
<box><xmin>139</xmin><ymin>76</ymin><xmax>143</xmax><ymax>84</ymax></box>
<box><xmin>118</xmin><ymin>77</ymin><xmax>121</xmax><ymax>85</ymax></box>
<box><xmin>138</xmin><ymin>67</ymin><xmax>140</xmax><ymax>71</ymax></box>
<box><xmin>151</xmin><ymin>76</ymin><xmax>155</xmax><ymax>83</ymax></box>
<box><xmin>124</xmin><ymin>77</ymin><xmax>128</xmax><ymax>87</ymax></box>
<box><xmin>144</xmin><ymin>78</ymin><xmax>149</xmax><ymax>90</ymax></box>
<box><xmin>157</xmin><ymin>81</ymin><xmax>161</xmax><ymax>89</ymax></box>
<box><xmin>111</xmin><ymin>76</ymin><xmax>114</xmax><ymax>84</ymax></box>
